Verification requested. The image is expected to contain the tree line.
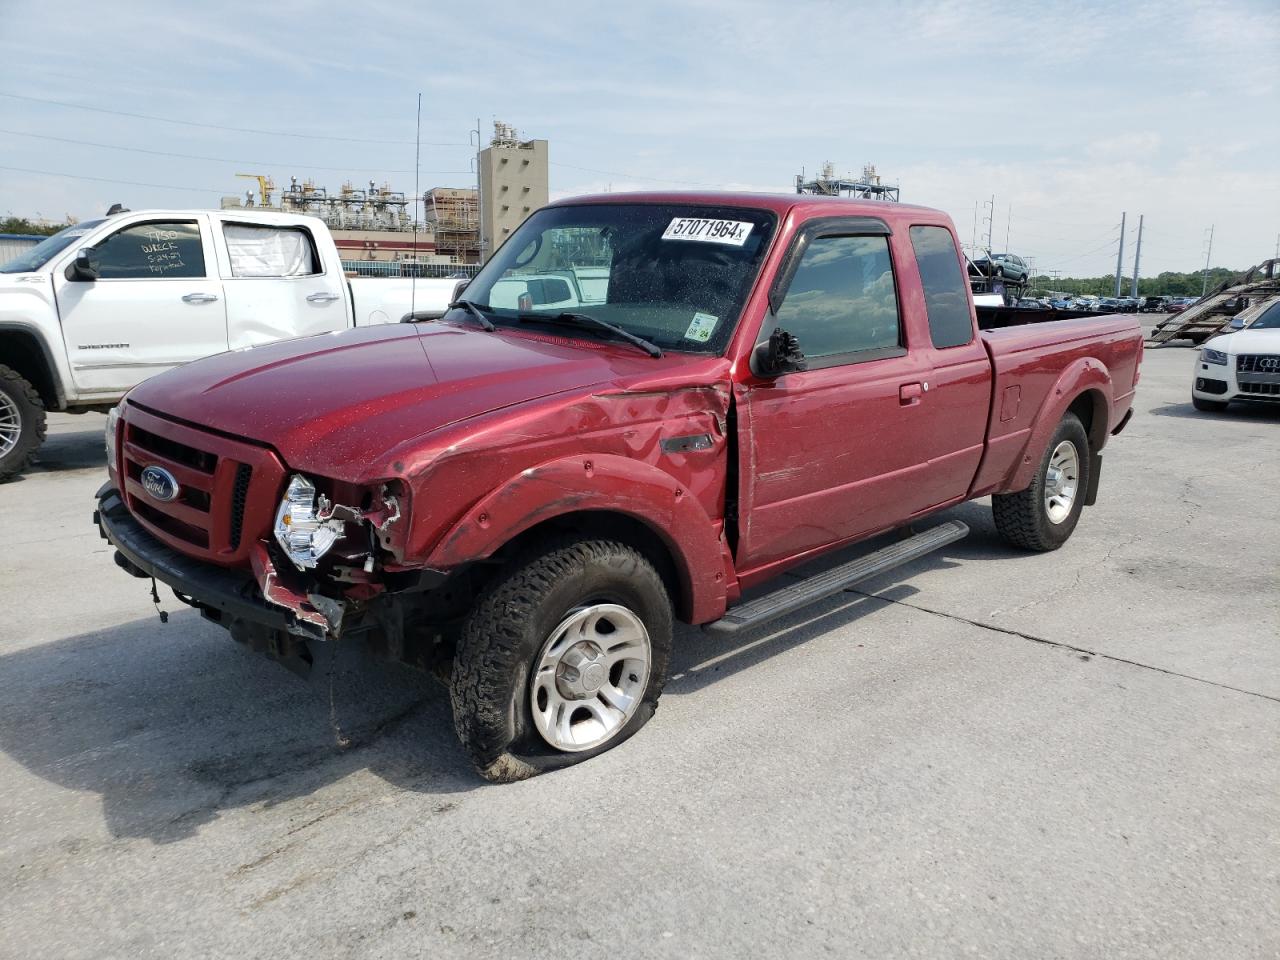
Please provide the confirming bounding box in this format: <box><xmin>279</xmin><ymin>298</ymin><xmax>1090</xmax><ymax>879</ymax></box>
<box><xmin>1030</xmin><ymin>267</ymin><xmax>1241</xmax><ymax>298</ymax></box>
<box><xmin>1</xmin><ymin>216</ymin><xmax>73</xmax><ymax>237</ymax></box>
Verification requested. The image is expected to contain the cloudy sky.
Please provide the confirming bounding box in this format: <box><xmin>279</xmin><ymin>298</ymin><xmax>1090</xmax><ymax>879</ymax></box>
<box><xmin>2</xmin><ymin>0</ymin><xmax>1276</xmax><ymax>276</ymax></box>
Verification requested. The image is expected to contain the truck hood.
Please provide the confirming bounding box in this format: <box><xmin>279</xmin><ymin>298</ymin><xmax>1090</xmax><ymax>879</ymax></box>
<box><xmin>126</xmin><ymin>322</ymin><xmax>675</xmax><ymax>478</ymax></box>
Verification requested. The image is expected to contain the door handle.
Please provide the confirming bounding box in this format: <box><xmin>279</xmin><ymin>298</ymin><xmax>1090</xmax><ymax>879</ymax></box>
<box><xmin>306</xmin><ymin>292</ymin><xmax>341</xmax><ymax>303</ymax></box>
<box><xmin>181</xmin><ymin>293</ymin><xmax>219</xmax><ymax>304</ymax></box>
<box><xmin>899</xmin><ymin>382</ymin><xmax>924</xmax><ymax>405</ymax></box>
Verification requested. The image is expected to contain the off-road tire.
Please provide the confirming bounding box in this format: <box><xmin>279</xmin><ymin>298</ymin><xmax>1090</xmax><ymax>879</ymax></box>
<box><xmin>0</xmin><ymin>365</ymin><xmax>46</xmax><ymax>482</ymax></box>
<box><xmin>1192</xmin><ymin>395</ymin><xmax>1229</xmax><ymax>413</ymax></box>
<box><xmin>450</xmin><ymin>538</ymin><xmax>673</xmax><ymax>782</ymax></box>
<box><xmin>992</xmin><ymin>413</ymin><xmax>1089</xmax><ymax>552</ymax></box>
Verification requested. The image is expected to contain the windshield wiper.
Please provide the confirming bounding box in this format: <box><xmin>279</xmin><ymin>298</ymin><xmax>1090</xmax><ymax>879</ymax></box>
<box><xmin>516</xmin><ymin>311</ymin><xmax>663</xmax><ymax>358</ymax></box>
<box><xmin>449</xmin><ymin>300</ymin><xmax>496</xmax><ymax>331</ymax></box>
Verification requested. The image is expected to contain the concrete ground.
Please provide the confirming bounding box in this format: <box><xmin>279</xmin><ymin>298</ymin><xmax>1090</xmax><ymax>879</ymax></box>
<box><xmin>1</xmin><ymin>336</ymin><xmax>1277</xmax><ymax>959</ymax></box>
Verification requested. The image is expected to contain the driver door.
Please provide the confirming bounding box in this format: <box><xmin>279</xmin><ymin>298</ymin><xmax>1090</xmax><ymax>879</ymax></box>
<box><xmin>735</xmin><ymin>221</ymin><xmax>936</xmax><ymax>572</ymax></box>
<box><xmin>53</xmin><ymin>216</ymin><xmax>227</xmax><ymax>396</ymax></box>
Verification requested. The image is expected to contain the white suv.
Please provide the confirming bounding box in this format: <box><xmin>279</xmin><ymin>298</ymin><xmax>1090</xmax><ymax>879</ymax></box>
<box><xmin>1191</xmin><ymin>300</ymin><xmax>1280</xmax><ymax>411</ymax></box>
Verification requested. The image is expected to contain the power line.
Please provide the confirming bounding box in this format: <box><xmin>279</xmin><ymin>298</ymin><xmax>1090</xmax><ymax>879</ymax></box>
<box><xmin>1040</xmin><ymin>227</ymin><xmax>1125</xmax><ymax>270</ymax></box>
<box><xmin>0</xmin><ymin>128</ymin><xmax>472</xmax><ymax>175</ymax></box>
<box><xmin>0</xmin><ymin>91</ymin><xmax>469</xmax><ymax>146</ymax></box>
<box><xmin>0</xmin><ymin>164</ymin><xmax>234</xmax><ymax>195</ymax></box>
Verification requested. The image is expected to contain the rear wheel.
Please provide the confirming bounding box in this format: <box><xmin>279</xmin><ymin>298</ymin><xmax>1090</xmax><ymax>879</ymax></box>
<box><xmin>0</xmin><ymin>365</ymin><xmax>46</xmax><ymax>482</ymax></box>
<box><xmin>450</xmin><ymin>538</ymin><xmax>673</xmax><ymax>782</ymax></box>
<box><xmin>1192</xmin><ymin>395</ymin><xmax>1229</xmax><ymax>413</ymax></box>
<box><xmin>992</xmin><ymin>413</ymin><xmax>1089</xmax><ymax>552</ymax></box>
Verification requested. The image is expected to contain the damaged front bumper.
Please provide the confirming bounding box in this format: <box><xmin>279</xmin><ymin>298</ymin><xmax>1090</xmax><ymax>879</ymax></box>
<box><xmin>95</xmin><ymin>484</ymin><xmax>377</xmax><ymax>651</ymax></box>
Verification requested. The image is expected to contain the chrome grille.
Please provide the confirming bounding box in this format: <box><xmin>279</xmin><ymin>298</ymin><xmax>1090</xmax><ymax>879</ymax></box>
<box><xmin>1236</xmin><ymin>354</ymin><xmax>1280</xmax><ymax>374</ymax></box>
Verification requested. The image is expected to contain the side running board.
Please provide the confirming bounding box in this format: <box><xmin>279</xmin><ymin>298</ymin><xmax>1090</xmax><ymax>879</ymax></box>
<box><xmin>704</xmin><ymin>520</ymin><xmax>969</xmax><ymax>636</ymax></box>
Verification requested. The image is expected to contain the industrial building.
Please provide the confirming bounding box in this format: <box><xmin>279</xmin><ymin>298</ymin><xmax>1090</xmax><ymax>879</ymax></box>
<box><xmin>219</xmin><ymin>175</ymin><xmax>483</xmax><ymax>275</ymax></box>
<box><xmin>479</xmin><ymin>122</ymin><xmax>549</xmax><ymax>260</ymax></box>
<box><xmin>215</xmin><ymin>120</ymin><xmax>553</xmax><ymax>272</ymax></box>
<box><xmin>424</xmin><ymin>187</ymin><xmax>480</xmax><ymax>264</ymax></box>
<box><xmin>796</xmin><ymin>161</ymin><xmax>899</xmax><ymax>202</ymax></box>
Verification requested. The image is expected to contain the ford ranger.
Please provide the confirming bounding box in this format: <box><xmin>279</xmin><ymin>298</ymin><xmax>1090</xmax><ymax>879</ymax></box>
<box><xmin>0</xmin><ymin>208</ymin><xmax>460</xmax><ymax>480</ymax></box>
<box><xmin>95</xmin><ymin>192</ymin><xmax>1142</xmax><ymax>781</ymax></box>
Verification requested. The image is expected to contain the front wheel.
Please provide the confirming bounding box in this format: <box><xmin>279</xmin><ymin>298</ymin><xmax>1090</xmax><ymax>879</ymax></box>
<box><xmin>450</xmin><ymin>538</ymin><xmax>673</xmax><ymax>782</ymax></box>
<box><xmin>992</xmin><ymin>413</ymin><xmax>1090</xmax><ymax>552</ymax></box>
<box><xmin>0</xmin><ymin>365</ymin><xmax>47</xmax><ymax>483</ymax></box>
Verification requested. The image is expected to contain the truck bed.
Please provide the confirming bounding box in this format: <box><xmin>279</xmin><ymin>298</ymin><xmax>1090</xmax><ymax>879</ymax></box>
<box><xmin>968</xmin><ymin>313</ymin><xmax>1143</xmax><ymax>498</ymax></box>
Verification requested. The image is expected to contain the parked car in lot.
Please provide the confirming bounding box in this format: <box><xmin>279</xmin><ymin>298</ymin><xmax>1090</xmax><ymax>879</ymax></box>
<box><xmin>1192</xmin><ymin>300</ymin><xmax>1280</xmax><ymax>411</ymax></box>
<box><xmin>971</xmin><ymin>252</ymin><xmax>1030</xmax><ymax>283</ymax></box>
<box><xmin>0</xmin><ymin>209</ymin><xmax>460</xmax><ymax>480</ymax></box>
<box><xmin>1167</xmin><ymin>297</ymin><xmax>1198</xmax><ymax>314</ymax></box>
<box><xmin>95</xmin><ymin>192</ymin><xmax>1142</xmax><ymax>780</ymax></box>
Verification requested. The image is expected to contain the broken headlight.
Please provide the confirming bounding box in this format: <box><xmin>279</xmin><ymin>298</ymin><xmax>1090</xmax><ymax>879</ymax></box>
<box><xmin>273</xmin><ymin>474</ymin><xmax>347</xmax><ymax>570</ymax></box>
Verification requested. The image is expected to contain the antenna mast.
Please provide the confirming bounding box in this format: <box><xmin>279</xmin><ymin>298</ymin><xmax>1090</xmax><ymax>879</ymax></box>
<box><xmin>410</xmin><ymin>93</ymin><xmax>422</xmax><ymax>319</ymax></box>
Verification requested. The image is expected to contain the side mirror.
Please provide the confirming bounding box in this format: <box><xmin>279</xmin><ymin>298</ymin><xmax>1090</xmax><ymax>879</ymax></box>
<box><xmin>750</xmin><ymin>327</ymin><xmax>807</xmax><ymax>379</ymax></box>
<box><xmin>451</xmin><ymin>278</ymin><xmax>469</xmax><ymax>301</ymax></box>
<box><xmin>66</xmin><ymin>248</ymin><xmax>100</xmax><ymax>282</ymax></box>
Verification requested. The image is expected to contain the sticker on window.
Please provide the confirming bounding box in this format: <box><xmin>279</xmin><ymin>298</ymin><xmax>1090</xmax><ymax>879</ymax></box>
<box><xmin>662</xmin><ymin>217</ymin><xmax>753</xmax><ymax>247</ymax></box>
<box><xmin>684</xmin><ymin>312</ymin><xmax>719</xmax><ymax>342</ymax></box>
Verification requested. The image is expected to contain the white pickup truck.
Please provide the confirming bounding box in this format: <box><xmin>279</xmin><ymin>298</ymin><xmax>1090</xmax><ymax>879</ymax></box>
<box><xmin>0</xmin><ymin>208</ymin><xmax>462</xmax><ymax>479</ymax></box>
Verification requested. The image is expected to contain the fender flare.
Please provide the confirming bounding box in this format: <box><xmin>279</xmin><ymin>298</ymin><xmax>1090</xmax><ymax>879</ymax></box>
<box><xmin>0</xmin><ymin>320</ymin><xmax>67</xmax><ymax>409</ymax></box>
<box><xmin>426</xmin><ymin>453</ymin><xmax>730</xmax><ymax>623</ymax></box>
<box><xmin>1006</xmin><ymin>358</ymin><xmax>1113</xmax><ymax>492</ymax></box>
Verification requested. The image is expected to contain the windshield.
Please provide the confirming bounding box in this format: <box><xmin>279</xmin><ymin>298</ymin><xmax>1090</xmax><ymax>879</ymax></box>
<box><xmin>1248</xmin><ymin>301</ymin><xmax>1280</xmax><ymax>330</ymax></box>
<box><xmin>0</xmin><ymin>220</ymin><xmax>105</xmax><ymax>274</ymax></box>
<box><xmin>453</xmin><ymin>203</ymin><xmax>777</xmax><ymax>353</ymax></box>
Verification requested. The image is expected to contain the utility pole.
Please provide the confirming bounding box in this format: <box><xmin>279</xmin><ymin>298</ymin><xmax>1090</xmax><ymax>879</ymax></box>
<box><xmin>1114</xmin><ymin>212</ymin><xmax>1126</xmax><ymax>297</ymax></box>
<box><xmin>971</xmin><ymin>201</ymin><xmax>978</xmax><ymax>257</ymax></box>
<box><xmin>982</xmin><ymin>195</ymin><xmax>995</xmax><ymax>250</ymax></box>
<box><xmin>1201</xmin><ymin>225</ymin><xmax>1215</xmax><ymax>296</ymax></box>
<box><xmin>471</xmin><ymin>117</ymin><xmax>484</xmax><ymax>261</ymax></box>
<box><xmin>1130</xmin><ymin>214</ymin><xmax>1144</xmax><ymax>298</ymax></box>
<box><xmin>1004</xmin><ymin>203</ymin><xmax>1012</xmax><ymax>254</ymax></box>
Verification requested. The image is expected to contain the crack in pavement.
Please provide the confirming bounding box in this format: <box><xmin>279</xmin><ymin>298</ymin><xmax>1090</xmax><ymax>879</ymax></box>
<box><xmin>848</xmin><ymin>588</ymin><xmax>1280</xmax><ymax>705</ymax></box>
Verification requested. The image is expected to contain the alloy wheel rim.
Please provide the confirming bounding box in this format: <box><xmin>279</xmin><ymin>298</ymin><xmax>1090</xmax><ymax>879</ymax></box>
<box><xmin>1044</xmin><ymin>440</ymin><xmax>1080</xmax><ymax>524</ymax></box>
<box><xmin>529</xmin><ymin>603</ymin><xmax>651</xmax><ymax>752</ymax></box>
<box><xmin>0</xmin><ymin>391</ymin><xmax>21</xmax><ymax>459</ymax></box>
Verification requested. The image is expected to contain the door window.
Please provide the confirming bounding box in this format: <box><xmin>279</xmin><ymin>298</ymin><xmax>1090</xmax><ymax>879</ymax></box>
<box><xmin>774</xmin><ymin>234</ymin><xmax>900</xmax><ymax>362</ymax></box>
<box><xmin>94</xmin><ymin>221</ymin><xmax>205</xmax><ymax>279</ymax></box>
<box><xmin>223</xmin><ymin>223</ymin><xmax>320</xmax><ymax>277</ymax></box>
<box><xmin>909</xmin><ymin>225</ymin><xmax>974</xmax><ymax>349</ymax></box>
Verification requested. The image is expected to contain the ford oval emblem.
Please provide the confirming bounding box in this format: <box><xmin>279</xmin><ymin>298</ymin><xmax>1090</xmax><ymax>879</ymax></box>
<box><xmin>140</xmin><ymin>465</ymin><xmax>181</xmax><ymax>503</ymax></box>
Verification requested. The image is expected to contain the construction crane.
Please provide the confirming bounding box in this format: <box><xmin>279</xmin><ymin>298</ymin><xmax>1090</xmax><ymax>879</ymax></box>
<box><xmin>236</xmin><ymin>173</ymin><xmax>276</xmax><ymax>208</ymax></box>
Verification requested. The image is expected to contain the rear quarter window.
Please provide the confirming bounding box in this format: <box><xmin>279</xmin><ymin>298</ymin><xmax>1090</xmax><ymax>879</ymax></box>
<box><xmin>909</xmin><ymin>225</ymin><xmax>974</xmax><ymax>349</ymax></box>
<box><xmin>223</xmin><ymin>223</ymin><xmax>320</xmax><ymax>278</ymax></box>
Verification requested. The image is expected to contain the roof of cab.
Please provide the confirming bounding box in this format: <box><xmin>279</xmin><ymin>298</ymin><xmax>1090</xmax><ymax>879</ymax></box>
<box><xmin>548</xmin><ymin>190</ymin><xmax>950</xmax><ymax>223</ymax></box>
<box><xmin>103</xmin><ymin>208</ymin><xmax>324</xmax><ymax>224</ymax></box>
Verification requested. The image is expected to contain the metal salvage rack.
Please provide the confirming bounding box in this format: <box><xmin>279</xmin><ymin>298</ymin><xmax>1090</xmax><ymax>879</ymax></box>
<box><xmin>1148</xmin><ymin>258</ymin><xmax>1280</xmax><ymax>345</ymax></box>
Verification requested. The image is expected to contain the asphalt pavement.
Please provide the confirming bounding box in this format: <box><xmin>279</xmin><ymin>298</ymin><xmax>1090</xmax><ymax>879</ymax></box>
<box><xmin>1</xmin><ymin>335</ymin><xmax>1277</xmax><ymax>959</ymax></box>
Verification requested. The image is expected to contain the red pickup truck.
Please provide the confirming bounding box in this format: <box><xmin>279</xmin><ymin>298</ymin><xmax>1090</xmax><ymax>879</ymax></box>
<box><xmin>96</xmin><ymin>192</ymin><xmax>1142</xmax><ymax>781</ymax></box>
